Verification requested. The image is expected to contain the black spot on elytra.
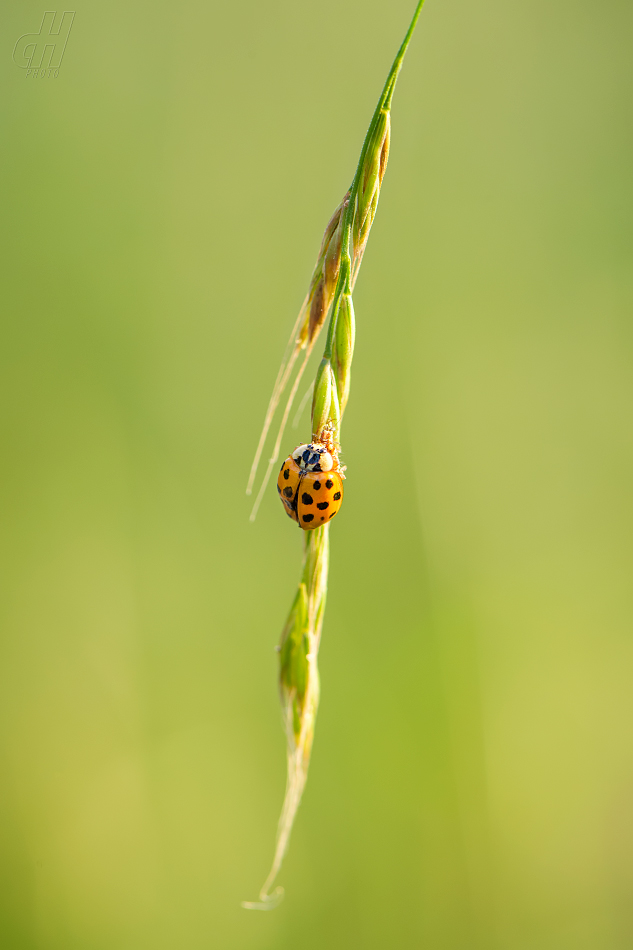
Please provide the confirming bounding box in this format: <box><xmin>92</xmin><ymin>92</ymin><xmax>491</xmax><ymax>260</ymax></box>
<box><xmin>333</xmin><ymin>491</ymin><xmax>341</xmax><ymax>500</ymax></box>
<box><xmin>302</xmin><ymin>513</ymin><xmax>314</xmax><ymax>523</ymax></box>
<box><xmin>313</xmin><ymin>481</ymin><xmax>321</xmax><ymax>490</ymax></box>
<box><xmin>329</xmin><ymin>511</ymin><xmax>336</xmax><ymax>518</ymax></box>
<box><xmin>326</xmin><ymin>479</ymin><xmax>334</xmax><ymax>490</ymax></box>
<box><xmin>301</xmin><ymin>492</ymin><xmax>313</xmax><ymax>506</ymax></box>
<box><xmin>283</xmin><ymin>469</ymin><xmax>290</xmax><ymax>479</ymax></box>
<box><xmin>283</xmin><ymin>486</ymin><xmax>294</xmax><ymax>498</ymax></box>
<box><xmin>317</xmin><ymin>501</ymin><xmax>329</xmax><ymax>510</ymax></box>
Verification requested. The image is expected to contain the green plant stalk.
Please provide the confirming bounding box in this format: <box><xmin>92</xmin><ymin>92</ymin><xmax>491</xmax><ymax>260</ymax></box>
<box><xmin>243</xmin><ymin>0</ymin><xmax>426</xmax><ymax>910</ymax></box>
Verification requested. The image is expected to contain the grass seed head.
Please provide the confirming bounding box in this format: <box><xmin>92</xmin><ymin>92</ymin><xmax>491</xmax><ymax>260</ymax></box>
<box><xmin>279</xmin><ymin>583</ymin><xmax>310</xmax><ymax>734</ymax></box>
<box><xmin>331</xmin><ymin>293</ymin><xmax>355</xmax><ymax>416</ymax></box>
<box><xmin>353</xmin><ymin>109</ymin><xmax>391</xmax><ymax>271</ymax></box>
<box><xmin>359</xmin><ymin>109</ymin><xmax>390</xmax><ymax>221</ymax></box>
<box><xmin>311</xmin><ymin>358</ymin><xmax>340</xmax><ymax>441</ymax></box>
<box><xmin>308</xmin><ymin>193</ymin><xmax>348</xmax><ymax>342</ymax></box>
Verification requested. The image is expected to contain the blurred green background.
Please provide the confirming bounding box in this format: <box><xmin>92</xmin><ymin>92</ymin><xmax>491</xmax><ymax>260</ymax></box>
<box><xmin>1</xmin><ymin>1</ymin><xmax>632</xmax><ymax>947</ymax></box>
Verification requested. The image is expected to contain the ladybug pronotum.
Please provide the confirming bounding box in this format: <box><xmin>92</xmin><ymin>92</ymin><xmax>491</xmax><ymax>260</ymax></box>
<box><xmin>276</xmin><ymin>442</ymin><xmax>344</xmax><ymax>529</ymax></box>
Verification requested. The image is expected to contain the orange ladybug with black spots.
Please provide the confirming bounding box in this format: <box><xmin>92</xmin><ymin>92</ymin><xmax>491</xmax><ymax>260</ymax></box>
<box><xmin>276</xmin><ymin>442</ymin><xmax>344</xmax><ymax>529</ymax></box>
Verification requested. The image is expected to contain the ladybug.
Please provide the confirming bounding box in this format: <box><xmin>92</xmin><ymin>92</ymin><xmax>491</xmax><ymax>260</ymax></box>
<box><xmin>276</xmin><ymin>442</ymin><xmax>344</xmax><ymax>529</ymax></box>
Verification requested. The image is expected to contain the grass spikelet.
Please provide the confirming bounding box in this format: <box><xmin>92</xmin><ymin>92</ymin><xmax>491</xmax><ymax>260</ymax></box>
<box><xmin>242</xmin><ymin>527</ymin><xmax>328</xmax><ymax>910</ymax></box>
<box><xmin>244</xmin><ymin>0</ymin><xmax>426</xmax><ymax>908</ymax></box>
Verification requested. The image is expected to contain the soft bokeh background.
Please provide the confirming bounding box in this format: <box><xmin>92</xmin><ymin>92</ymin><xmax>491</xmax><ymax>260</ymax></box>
<box><xmin>1</xmin><ymin>0</ymin><xmax>632</xmax><ymax>947</ymax></box>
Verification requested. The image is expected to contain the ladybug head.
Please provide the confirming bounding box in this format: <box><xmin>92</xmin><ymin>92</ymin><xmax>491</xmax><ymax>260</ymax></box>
<box><xmin>292</xmin><ymin>442</ymin><xmax>334</xmax><ymax>473</ymax></box>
